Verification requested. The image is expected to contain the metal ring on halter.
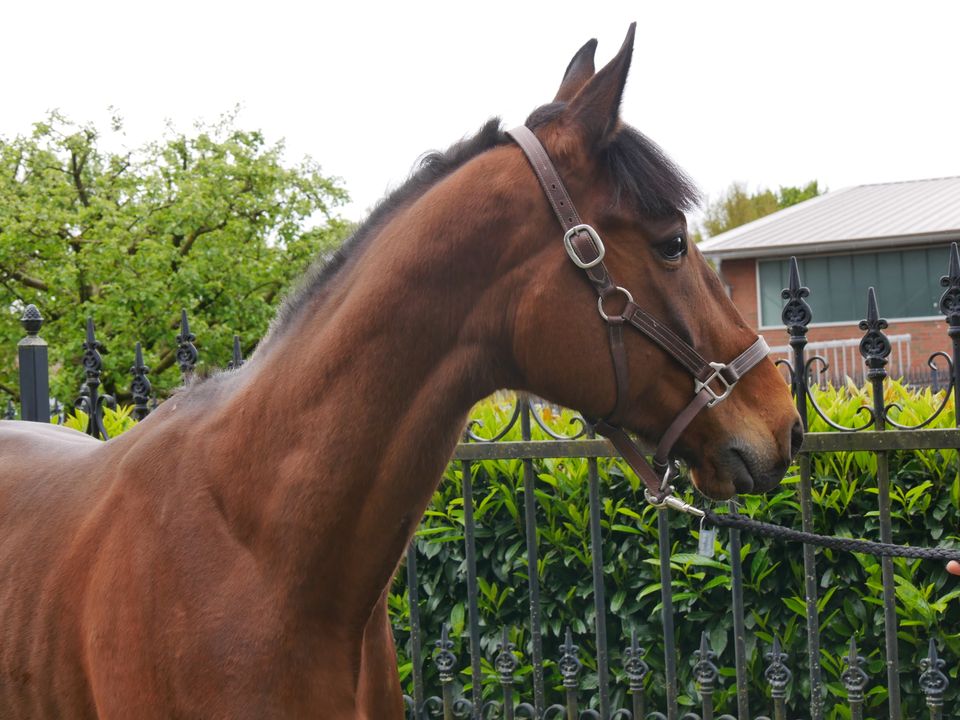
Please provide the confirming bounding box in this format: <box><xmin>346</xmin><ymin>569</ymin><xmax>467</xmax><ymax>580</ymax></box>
<box><xmin>563</xmin><ymin>224</ymin><xmax>605</xmax><ymax>269</ymax></box>
<box><xmin>644</xmin><ymin>487</ymin><xmax>665</xmax><ymax>506</ymax></box>
<box><xmin>641</xmin><ymin>462</ymin><xmax>679</xmax><ymax>504</ymax></box>
<box><xmin>660</xmin><ymin>461</ymin><xmax>679</xmax><ymax>494</ymax></box>
<box><xmin>597</xmin><ymin>286</ymin><xmax>634</xmax><ymax>322</ymax></box>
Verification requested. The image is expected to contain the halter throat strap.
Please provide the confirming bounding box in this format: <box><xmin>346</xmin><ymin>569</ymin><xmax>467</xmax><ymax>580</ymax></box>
<box><xmin>506</xmin><ymin>125</ymin><xmax>770</xmax><ymax>504</ymax></box>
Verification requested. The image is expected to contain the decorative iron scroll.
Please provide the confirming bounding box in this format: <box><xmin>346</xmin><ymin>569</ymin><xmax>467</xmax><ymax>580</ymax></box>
<box><xmin>623</xmin><ymin>627</ymin><xmax>649</xmax><ymax>692</ymax></box>
<box><xmin>764</xmin><ymin>637</ymin><xmax>792</xmax><ymax>700</ymax></box>
<box><xmin>919</xmin><ymin>639</ymin><xmax>948</xmax><ymax>711</ymax></box>
<box><xmin>693</xmin><ymin>631</ymin><xmax>719</xmax><ymax>694</ymax></box>
<box><xmin>433</xmin><ymin>624</ymin><xmax>456</xmax><ymax>683</ymax></box>
<box><xmin>75</xmin><ymin>317</ymin><xmax>116</xmax><ymax>439</ymax></box>
<box><xmin>465</xmin><ymin>393</ymin><xmax>587</xmax><ymax>443</ymax></box>
<box><xmin>495</xmin><ymin>627</ymin><xmax>519</xmax><ymax>686</ymax></box>
<box><xmin>841</xmin><ymin>637</ymin><xmax>868</xmax><ymax>706</ymax></box>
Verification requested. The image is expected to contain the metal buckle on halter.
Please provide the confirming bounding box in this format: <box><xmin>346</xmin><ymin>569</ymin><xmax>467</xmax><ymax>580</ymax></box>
<box><xmin>563</xmin><ymin>224</ymin><xmax>605</xmax><ymax>269</ymax></box>
<box><xmin>694</xmin><ymin>361</ymin><xmax>736</xmax><ymax>408</ymax></box>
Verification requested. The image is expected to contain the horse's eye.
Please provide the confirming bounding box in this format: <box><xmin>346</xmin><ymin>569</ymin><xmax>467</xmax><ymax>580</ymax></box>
<box><xmin>659</xmin><ymin>235</ymin><xmax>686</xmax><ymax>261</ymax></box>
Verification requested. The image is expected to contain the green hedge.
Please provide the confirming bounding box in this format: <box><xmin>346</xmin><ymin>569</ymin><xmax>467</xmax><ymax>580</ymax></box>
<box><xmin>390</xmin><ymin>381</ymin><xmax>959</xmax><ymax>718</ymax></box>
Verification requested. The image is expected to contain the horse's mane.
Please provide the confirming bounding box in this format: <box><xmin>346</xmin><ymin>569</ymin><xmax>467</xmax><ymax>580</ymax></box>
<box><xmin>265</xmin><ymin>105</ymin><xmax>699</xmax><ymax>343</ymax></box>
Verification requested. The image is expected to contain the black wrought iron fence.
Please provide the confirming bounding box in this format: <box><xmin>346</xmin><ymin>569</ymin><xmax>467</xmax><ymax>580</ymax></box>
<box><xmin>4</xmin><ymin>243</ymin><xmax>960</xmax><ymax>719</ymax></box>
<box><xmin>397</xmin><ymin>244</ymin><xmax>960</xmax><ymax>720</ymax></box>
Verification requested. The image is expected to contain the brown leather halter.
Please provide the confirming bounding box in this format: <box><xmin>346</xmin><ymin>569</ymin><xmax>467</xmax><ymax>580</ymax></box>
<box><xmin>507</xmin><ymin>125</ymin><xmax>770</xmax><ymax>511</ymax></box>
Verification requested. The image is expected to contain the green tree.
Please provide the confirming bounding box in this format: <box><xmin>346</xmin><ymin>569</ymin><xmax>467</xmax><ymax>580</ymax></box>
<box><xmin>0</xmin><ymin>112</ymin><xmax>350</xmax><ymax>403</ymax></box>
<box><xmin>700</xmin><ymin>180</ymin><xmax>820</xmax><ymax>239</ymax></box>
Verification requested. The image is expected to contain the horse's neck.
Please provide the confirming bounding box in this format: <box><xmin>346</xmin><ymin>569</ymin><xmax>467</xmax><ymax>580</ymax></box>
<box><xmin>210</xmin><ymin>178</ymin><xmax>519</xmax><ymax>624</ymax></box>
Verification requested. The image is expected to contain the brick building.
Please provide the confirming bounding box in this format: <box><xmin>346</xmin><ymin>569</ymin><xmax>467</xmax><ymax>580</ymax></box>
<box><xmin>698</xmin><ymin>177</ymin><xmax>960</xmax><ymax>384</ymax></box>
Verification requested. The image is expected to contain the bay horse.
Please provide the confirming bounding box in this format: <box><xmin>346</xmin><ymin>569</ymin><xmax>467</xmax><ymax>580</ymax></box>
<box><xmin>0</xmin><ymin>25</ymin><xmax>801</xmax><ymax>718</ymax></box>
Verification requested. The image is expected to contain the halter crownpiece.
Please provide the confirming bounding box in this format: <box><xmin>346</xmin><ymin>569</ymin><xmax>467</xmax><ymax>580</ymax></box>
<box><xmin>506</xmin><ymin>125</ymin><xmax>770</xmax><ymax>509</ymax></box>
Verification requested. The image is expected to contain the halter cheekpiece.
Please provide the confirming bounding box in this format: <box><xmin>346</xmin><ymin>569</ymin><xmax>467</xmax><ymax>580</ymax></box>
<box><xmin>506</xmin><ymin>125</ymin><xmax>770</xmax><ymax>512</ymax></box>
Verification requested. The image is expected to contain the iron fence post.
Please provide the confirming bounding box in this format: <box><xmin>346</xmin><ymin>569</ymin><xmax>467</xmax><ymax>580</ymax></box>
<box><xmin>781</xmin><ymin>257</ymin><xmax>824</xmax><ymax>719</ymax></box>
<box><xmin>17</xmin><ymin>304</ymin><xmax>49</xmax><ymax>422</ymax></box>
<box><xmin>435</xmin><ymin>624</ymin><xmax>457</xmax><ymax>720</ymax></box>
<box><xmin>77</xmin><ymin>317</ymin><xmax>114</xmax><ymax>440</ymax></box>
<box><xmin>938</xmin><ymin>242</ymin><xmax>959</xmax><ymax>426</ymax></box>
<box><xmin>727</xmin><ymin>499</ymin><xmax>749</xmax><ymax>719</ymax></box>
<box><xmin>519</xmin><ymin>395</ymin><xmax>546</xmax><ymax>714</ymax></box>
<box><xmin>586</xmin><ymin>429</ymin><xmax>611</xmax><ymax>717</ymax></box>
<box><xmin>556</xmin><ymin>628</ymin><xmax>582</xmax><ymax>720</ymax></box>
<box><xmin>656</xmin><ymin>508</ymin><xmax>678</xmax><ymax>720</ymax></box>
<box><xmin>859</xmin><ymin>287</ymin><xmax>902</xmax><ymax>720</ymax></box>
<box><xmin>460</xmin><ymin>458</ymin><xmax>482</xmax><ymax>718</ymax></box>
<box><xmin>406</xmin><ymin>541</ymin><xmax>425</xmax><ymax>713</ymax></box>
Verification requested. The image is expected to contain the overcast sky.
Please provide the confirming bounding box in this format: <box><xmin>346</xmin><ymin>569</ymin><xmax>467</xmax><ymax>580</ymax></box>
<box><xmin>4</xmin><ymin>1</ymin><xmax>959</xmax><ymax>227</ymax></box>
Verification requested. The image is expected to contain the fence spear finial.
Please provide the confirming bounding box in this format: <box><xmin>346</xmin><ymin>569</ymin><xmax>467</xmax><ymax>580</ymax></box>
<box><xmin>939</xmin><ymin>242</ymin><xmax>960</xmax><ymax>324</ymax></box>
<box><xmin>841</xmin><ymin>636</ymin><xmax>868</xmax><ymax>705</ymax></box>
<box><xmin>781</xmin><ymin>256</ymin><xmax>812</xmax><ymax>335</ymax></box>
<box><xmin>859</xmin><ymin>287</ymin><xmax>891</xmax><ymax>382</ymax></box>
<box><xmin>130</xmin><ymin>342</ymin><xmax>152</xmax><ymax>421</ymax></box>
<box><xmin>919</xmin><ymin>638</ymin><xmax>948</xmax><ymax>711</ymax></box>
<box><xmin>227</xmin><ymin>334</ymin><xmax>244</xmax><ymax>370</ymax></box>
<box><xmin>764</xmin><ymin>636</ymin><xmax>792</xmax><ymax>701</ymax></box>
<box><xmin>494</xmin><ymin>626</ymin><xmax>518</xmax><ymax>686</ymax></box>
<box><xmin>693</xmin><ymin>631</ymin><xmax>718</xmax><ymax>694</ymax></box>
<box><xmin>176</xmin><ymin>309</ymin><xmax>198</xmax><ymax>377</ymax></box>
<box><xmin>558</xmin><ymin>627</ymin><xmax>582</xmax><ymax>688</ymax></box>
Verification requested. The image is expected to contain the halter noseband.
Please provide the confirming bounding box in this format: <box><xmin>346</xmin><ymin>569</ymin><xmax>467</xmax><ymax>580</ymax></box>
<box><xmin>507</xmin><ymin>125</ymin><xmax>770</xmax><ymax>510</ymax></box>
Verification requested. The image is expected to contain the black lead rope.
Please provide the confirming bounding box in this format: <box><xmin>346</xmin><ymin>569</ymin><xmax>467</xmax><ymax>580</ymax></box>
<box><xmin>702</xmin><ymin>509</ymin><xmax>960</xmax><ymax>562</ymax></box>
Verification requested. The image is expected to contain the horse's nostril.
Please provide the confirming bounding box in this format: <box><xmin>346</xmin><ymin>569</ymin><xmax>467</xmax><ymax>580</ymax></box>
<box><xmin>790</xmin><ymin>420</ymin><xmax>804</xmax><ymax>460</ymax></box>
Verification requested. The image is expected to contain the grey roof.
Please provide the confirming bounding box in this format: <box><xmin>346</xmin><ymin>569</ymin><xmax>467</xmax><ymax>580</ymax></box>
<box><xmin>698</xmin><ymin>176</ymin><xmax>960</xmax><ymax>260</ymax></box>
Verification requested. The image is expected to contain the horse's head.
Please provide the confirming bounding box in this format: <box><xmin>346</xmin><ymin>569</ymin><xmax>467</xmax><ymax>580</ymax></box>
<box><xmin>505</xmin><ymin>25</ymin><xmax>801</xmax><ymax>500</ymax></box>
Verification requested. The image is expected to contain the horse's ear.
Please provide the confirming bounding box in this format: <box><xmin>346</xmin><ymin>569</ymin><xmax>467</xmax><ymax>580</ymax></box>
<box><xmin>553</xmin><ymin>38</ymin><xmax>598</xmax><ymax>103</ymax></box>
<box><xmin>566</xmin><ymin>23</ymin><xmax>636</xmax><ymax>146</ymax></box>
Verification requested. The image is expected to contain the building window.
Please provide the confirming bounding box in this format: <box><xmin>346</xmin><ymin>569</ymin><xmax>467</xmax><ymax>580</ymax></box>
<box><xmin>758</xmin><ymin>246</ymin><xmax>949</xmax><ymax>327</ymax></box>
